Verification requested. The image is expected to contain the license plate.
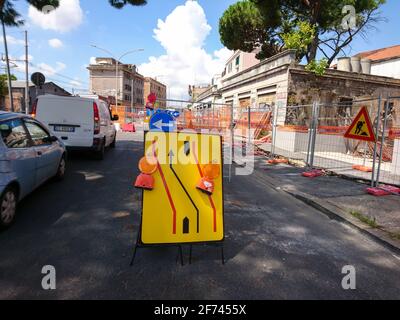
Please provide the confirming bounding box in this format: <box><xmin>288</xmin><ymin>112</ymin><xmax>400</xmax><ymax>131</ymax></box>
<box><xmin>54</xmin><ymin>126</ymin><xmax>75</xmax><ymax>133</ymax></box>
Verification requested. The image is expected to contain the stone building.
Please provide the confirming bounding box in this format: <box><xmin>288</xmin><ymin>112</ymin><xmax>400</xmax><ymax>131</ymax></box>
<box><xmin>1</xmin><ymin>81</ymin><xmax>71</xmax><ymax>113</ymax></box>
<box><xmin>143</xmin><ymin>77</ymin><xmax>167</xmax><ymax>109</ymax></box>
<box><xmin>216</xmin><ymin>49</ymin><xmax>400</xmax><ymax>182</ymax></box>
<box><xmin>88</xmin><ymin>57</ymin><xmax>144</xmax><ymax>107</ymax></box>
<box><xmin>219</xmin><ymin>50</ymin><xmax>400</xmax><ymax>124</ymax></box>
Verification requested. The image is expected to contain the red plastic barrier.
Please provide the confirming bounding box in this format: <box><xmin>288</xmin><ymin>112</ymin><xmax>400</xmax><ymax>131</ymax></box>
<box><xmin>122</xmin><ymin>123</ymin><xmax>136</xmax><ymax>132</ymax></box>
<box><xmin>302</xmin><ymin>169</ymin><xmax>324</xmax><ymax>178</ymax></box>
<box><xmin>366</xmin><ymin>185</ymin><xmax>400</xmax><ymax>196</ymax></box>
<box><xmin>366</xmin><ymin>188</ymin><xmax>391</xmax><ymax>197</ymax></box>
<box><xmin>381</xmin><ymin>185</ymin><xmax>400</xmax><ymax>194</ymax></box>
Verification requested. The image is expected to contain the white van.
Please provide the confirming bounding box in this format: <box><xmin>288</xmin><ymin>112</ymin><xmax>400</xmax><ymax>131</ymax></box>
<box><xmin>33</xmin><ymin>95</ymin><xmax>118</xmax><ymax>159</ymax></box>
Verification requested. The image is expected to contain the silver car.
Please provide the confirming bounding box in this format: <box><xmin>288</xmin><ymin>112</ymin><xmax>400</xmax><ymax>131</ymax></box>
<box><xmin>0</xmin><ymin>112</ymin><xmax>67</xmax><ymax>228</ymax></box>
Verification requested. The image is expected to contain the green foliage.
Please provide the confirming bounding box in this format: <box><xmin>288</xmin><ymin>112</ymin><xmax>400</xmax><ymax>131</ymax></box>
<box><xmin>0</xmin><ymin>0</ymin><xmax>146</xmax><ymax>26</ymax></box>
<box><xmin>281</xmin><ymin>21</ymin><xmax>316</xmax><ymax>60</ymax></box>
<box><xmin>219</xmin><ymin>0</ymin><xmax>268</xmax><ymax>54</ymax></box>
<box><xmin>219</xmin><ymin>0</ymin><xmax>386</xmax><ymax>63</ymax></box>
<box><xmin>108</xmin><ymin>0</ymin><xmax>147</xmax><ymax>9</ymax></box>
<box><xmin>305</xmin><ymin>59</ymin><xmax>329</xmax><ymax>76</ymax></box>
<box><xmin>350</xmin><ymin>210</ymin><xmax>379</xmax><ymax>229</ymax></box>
<box><xmin>0</xmin><ymin>74</ymin><xmax>16</xmax><ymax>81</ymax></box>
<box><xmin>0</xmin><ymin>73</ymin><xmax>17</xmax><ymax>97</ymax></box>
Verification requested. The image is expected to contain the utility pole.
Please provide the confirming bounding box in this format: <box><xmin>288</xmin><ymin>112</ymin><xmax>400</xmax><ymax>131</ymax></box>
<box><xmin>24</xmin><ymin>30</ymin><xmax>29</xmax><ymax>114</ymax></box>
<box><xmin>131</xmin><ymin>78</ymin><xmax>134</xmax><ymax>124</ymax></box>
<box><xmin>2</xmin><ymin>20</ymin><xmax>13</xmax><ymax>112</ymax></box>
<box><xmin>115</xmin><ymin>60</ymin><xmax>119</xmax><ymax>109</ymax></box>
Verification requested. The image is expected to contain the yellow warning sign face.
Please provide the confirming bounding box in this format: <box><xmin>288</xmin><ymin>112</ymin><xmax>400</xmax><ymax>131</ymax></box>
<box><xmin>141</xmin><ymin>131</ymin><xmax>224</xmax><ymax>245</ymax></box>
<box><xmin>344</xmin><ymin>106</ymin><xmax>376</xmax><ymax>142</ymax></box>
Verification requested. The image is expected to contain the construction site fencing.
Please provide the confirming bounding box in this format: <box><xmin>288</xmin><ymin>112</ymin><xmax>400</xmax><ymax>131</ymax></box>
<box><xmin>265</xmin><ymin>97</ymin><xmax>400</xmax><ymax>188</ymax></box>
<box><xmin>111</xmin><ymin>105</ymin><xmax>145</xmax><ymax>125</ymax></box>
<box><xmin>127</xmin><ymin>96</ymin><xmax>400</xmax><ymax>188</ymax></box>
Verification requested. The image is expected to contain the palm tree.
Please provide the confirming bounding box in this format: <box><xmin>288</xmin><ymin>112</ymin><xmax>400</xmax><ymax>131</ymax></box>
<box><xmin>0</xmin><ymin>0</ymin><xmax>148</xmax><ymax>26</ymax></box>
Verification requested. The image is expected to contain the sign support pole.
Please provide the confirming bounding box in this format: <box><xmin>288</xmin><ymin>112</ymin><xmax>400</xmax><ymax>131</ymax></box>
<box><xmin>371</xmin><ymin>96</ymin><xmax>382</xmax><ymax>187</ymax></box>
<box><xmin>130</xmin><ymin>221</ymin><xmax>185</xmax><ymax>267</ymax></box>
<box><xmin>376</xmin><ymin>97</ymin><xmax>390</xmax><ymax>187</ymax></box>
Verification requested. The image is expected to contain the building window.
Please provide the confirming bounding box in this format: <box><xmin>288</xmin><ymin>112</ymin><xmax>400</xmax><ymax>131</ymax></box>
<box><xmin>228</xmin><ymin>63</ymin><xmax>232</xmax><ymax>73</ymax></box>
<box><xmin>236</xmin><ymin>56</ymin><xmax>240</xmax><ymax>66</ymax></box>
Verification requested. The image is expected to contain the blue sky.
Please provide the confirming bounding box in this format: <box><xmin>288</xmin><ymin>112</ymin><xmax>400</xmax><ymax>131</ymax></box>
<box><xmin>2</xmin><ymin>0</ymin><xmax>400</xmax><ymax>98</ymax></box>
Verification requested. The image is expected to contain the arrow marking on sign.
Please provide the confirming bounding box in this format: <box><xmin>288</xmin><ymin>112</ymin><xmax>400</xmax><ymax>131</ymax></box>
<box><xmin>152</xmin><ymin>141</ymin><xmax>177</xmax><ymax>235</ymax></box>
<box><xmin>192</xmin><ymin>142</ymin><xmax>218</xmax><ymax>233</ymax></box>
<box><xmin>169</xmin><ymin>150</ymin><xmax>200</xmax><ymax>234</ymax></box>
<box><xmin>153</xmin><ymin>120</ymin><xmax>174</xmax><ymax>130</ymax></box>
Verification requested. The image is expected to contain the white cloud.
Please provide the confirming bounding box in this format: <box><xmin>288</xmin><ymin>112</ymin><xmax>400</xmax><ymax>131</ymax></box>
<box><xmin>70</xmin><ymin>79</ymin><xmax>82</xmax><ymax>87</ymax></box>
<box><xmin>49</xmin><ymin>38</ymin><xmax>64</xmax><ymax>48</ymax></box>
<box><xmin>36</xmin><ymin>61</ymin><xmax>67</xmax><ymax>76</ymax></box>
<box><xmin>139</xmin><ymin>0</ymin><xmax>232</xmax><ymax>100</ymax></box>
<box><xmin>28</xmin><ymin>0</ymin><xmax>83</xmax><ymax>33</ymax></box>
<box><xmin>0</xmin><ymin>35</ymin><xmax>25</xmax><ymax>46</ymax></box>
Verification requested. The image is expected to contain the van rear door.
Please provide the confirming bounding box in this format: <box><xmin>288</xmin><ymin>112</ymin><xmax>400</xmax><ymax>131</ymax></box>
<box><xmin>36</xmin><ymin>96</ymin><xmax>94</xmax><ymax>148</ymax></box>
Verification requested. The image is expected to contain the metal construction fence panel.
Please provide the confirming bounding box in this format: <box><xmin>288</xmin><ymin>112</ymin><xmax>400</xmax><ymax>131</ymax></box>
<box><xmin>271</xmin><ymin>104</ymin><xmax>314</xmax><ymax>164</ymax></box>
<box><xmin>262</xmin><ymin>96</ymin><xmax>400</xmax><ymax>188</ymax></box>
<box><xmin>312</xmin><ymin>99</ymin><xmax>379</xmax><ymax>181</ymax></box>
<box><xmin>124</xmin><ymin>96</ymin><xmax>400</xmax><ymax>188</ymax></box>
<box><xmin>375</xmin><ymin>96</ymin><xmax>400</xmax><ymax>187</ymax></box>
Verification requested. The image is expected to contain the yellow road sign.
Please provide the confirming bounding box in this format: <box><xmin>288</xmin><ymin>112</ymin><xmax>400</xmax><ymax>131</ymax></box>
<box><xmin>140</xmin><ymin>131</ymin><xmax>224</xmax><ymax>245</ymax></box>
<box><xmin>344</xmin><ymin>107</ymin><xmax>376</xmax><ymax>142</ymax></box>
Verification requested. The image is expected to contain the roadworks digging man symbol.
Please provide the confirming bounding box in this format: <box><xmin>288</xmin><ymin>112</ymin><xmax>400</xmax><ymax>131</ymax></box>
<box><xmin>134</xmin><ymin>131</ymin><xmax>224</xmax><ymax>245</ymax></box>
<box><xmin>344</xmin><ymin>106</ymin><xmax>376</xmax><ymax>142</ymax></box>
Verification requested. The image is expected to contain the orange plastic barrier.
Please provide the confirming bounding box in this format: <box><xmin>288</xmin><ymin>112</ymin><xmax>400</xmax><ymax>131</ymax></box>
<box><xmin>353</xmin><ymin>165</ymin><xmax>372</xmax><ymax>172</ymax></box>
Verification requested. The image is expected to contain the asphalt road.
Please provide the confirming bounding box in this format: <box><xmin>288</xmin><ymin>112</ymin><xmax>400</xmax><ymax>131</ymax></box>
<box><xmin>0</xmin><ymin>132</ymin><xmax>399</xmax><ymax>299</ymax></box>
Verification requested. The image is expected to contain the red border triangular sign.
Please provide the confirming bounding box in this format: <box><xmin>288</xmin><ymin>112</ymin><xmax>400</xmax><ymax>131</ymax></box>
<box><xmin>344</xmin><ymin>106</ymin><xmax>376</xmax><ymax>142</ymax></box>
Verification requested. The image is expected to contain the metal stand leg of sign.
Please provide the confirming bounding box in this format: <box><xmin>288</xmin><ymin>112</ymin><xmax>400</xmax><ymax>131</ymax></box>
<box><xmin>130</xmin><ymin>225</ymin><xmax>184</xmax><ymax>267</ymax></box>
<box><xmin>129</xmin><ymin>229</ymin><xmax>141</xmax><ymax>266</ymax></box>
<box><xmin>188</xmin><ymin>243</ymin><xmax>225</xmax><ymax>265</ymax></box>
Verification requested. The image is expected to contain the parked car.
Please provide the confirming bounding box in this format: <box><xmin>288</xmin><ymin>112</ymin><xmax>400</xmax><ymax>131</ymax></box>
<box><xmin>33</xmin><ymin>95</ymin><xmax>119</xmax><ymax>160</ymax></box>
<box><xmin>0</xmin><ymin>112</ymin><xmax>67</xmax><ymax>228</ymax></box>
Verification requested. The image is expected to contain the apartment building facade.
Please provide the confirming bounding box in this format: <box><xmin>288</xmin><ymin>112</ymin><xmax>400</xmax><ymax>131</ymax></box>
<box><xmin>88</xmin><ymin>57</ymin><xmax>144</xmax><ymax>107</ymax></box>
<box><xmin>144</xmin><ymin>77</ymin><xmax>167</xmax><ymax>109</ymax></box>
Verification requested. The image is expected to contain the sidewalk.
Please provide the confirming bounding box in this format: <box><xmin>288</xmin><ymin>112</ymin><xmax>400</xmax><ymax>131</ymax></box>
<box><xmin>254</xmin><ymin>159</ymin><xmax>400</xmax><ymax>252</ymax></box>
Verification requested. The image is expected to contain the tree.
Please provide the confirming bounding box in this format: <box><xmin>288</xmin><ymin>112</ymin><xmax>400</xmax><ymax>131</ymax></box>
<box><xmin>0</xmin><ymin>73</ymin><xmax>16</xmax><ymax>97</ymax></box>
<box><xmin>219</xmin><ymin>0</ymin><xmax>385</xmax><ymax>65</ymax></box>
<box><xmin>0</xmin><ymin>0</ymin><xmax>147</xmax><ymax>26</ymax></box>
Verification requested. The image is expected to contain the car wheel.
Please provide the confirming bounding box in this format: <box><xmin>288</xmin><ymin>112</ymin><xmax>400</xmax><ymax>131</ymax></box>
<box><xmin>94</xmin><ymin>140</ymin><xmax>105</xmax><ymax>160</ymax></box>
<box><xmin>55</xmin><ymin>155</ymin><xmax>66</xmax><ymax>181</ymax></box>
<box><xmin>110</xmin><ymin>135</ymin><xmax>116</xmax><ymax>148</ymax></box>
<box><xmin>0</xmin><ymin>187</ymin><xmax>18</xmax><ymax>228</ymax></box>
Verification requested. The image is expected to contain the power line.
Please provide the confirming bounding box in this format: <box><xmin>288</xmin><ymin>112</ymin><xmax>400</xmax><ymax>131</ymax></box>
<box><xmin>12</xmin><ymin>69</ymin><xmax>89</xmax><ymax>91</ymax></box>
<box><xmin>29</xmin><ymin>62</ymin><xmax>89</xmax><ymax>86</ymax></box>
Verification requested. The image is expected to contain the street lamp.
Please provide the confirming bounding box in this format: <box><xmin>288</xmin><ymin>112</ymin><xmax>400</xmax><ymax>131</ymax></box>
<box><xmin>90</xmin><ymin>45</ymin><xmax>144</xmax><ymax>109</ymax></box>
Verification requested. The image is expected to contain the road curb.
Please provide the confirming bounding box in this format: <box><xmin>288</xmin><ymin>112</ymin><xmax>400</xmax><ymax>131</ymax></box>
<box><xmin>284</xmin><ymin>189</ymin><xmax>400</xmax><ymax>256</ymax></box>
<box><xmin>254</xmin><ymin>166</ymin><xmax>400</xmax><ymax>256</ymax></box>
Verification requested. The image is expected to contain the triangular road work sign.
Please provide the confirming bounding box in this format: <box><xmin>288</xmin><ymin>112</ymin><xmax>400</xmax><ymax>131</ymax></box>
<box><xmin>344</xmin><ymin>106</ymin><xmax>376</xmax><ymax>142</ymax></box>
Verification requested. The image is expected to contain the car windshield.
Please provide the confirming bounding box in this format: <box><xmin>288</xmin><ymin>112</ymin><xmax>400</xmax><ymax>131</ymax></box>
<box><xmin>0</xmin><ymin>118</ymin><xmax>30</xmax><ymax>149</ymax></box>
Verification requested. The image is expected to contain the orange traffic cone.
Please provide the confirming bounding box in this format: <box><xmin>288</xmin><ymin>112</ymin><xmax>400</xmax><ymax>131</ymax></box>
<box><xmin>197</xmin><ymin>163</ymin><xmax>220</xmax><ymax>195</ymax></box>
<box><xmin>135</xmin><ymin>173</ymin><xmax>155</xmax><ymax>190</ymax></box>
<box><xmin>197</xmin><ymin>177</ymin><xmax>214</xmax><ymax>195</ymax></box>
<box><xmin>134</xmin><ymin>156</ymin><xmax>158</xmax><ymax>190</ymax></box>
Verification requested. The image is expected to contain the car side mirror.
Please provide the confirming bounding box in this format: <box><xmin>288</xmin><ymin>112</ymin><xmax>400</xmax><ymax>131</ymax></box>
<box><xmin>0</xmin><ymin>124</ymin><xmax>12</xmax><ymax>137</ymax></box>
<box><xmin>112</xmin><ymin>115</ymin><xmax>119</xmax><ymax>121</ymax></box>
